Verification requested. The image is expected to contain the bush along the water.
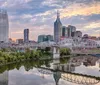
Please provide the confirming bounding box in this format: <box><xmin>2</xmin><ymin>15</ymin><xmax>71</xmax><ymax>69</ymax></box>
<box><xmin>60</xmin><ymin>48</ymin><xmax>71</xmax><ymax>56</ymax></box>
<box><xmin>0</xmin><ymin>47</ymin><xmax>71</xmax><ymax>65</ymax></box>
<box><xmin>0</xmin><ymin>48</ymin><xmax>52</xmax><ymax>65</ymax></box>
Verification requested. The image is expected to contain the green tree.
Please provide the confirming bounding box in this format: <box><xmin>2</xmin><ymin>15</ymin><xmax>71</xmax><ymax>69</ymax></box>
<box><xmin>60</xmin><ymin>48</ymin><xmax>71</xmax><ymax>56</ymax></box>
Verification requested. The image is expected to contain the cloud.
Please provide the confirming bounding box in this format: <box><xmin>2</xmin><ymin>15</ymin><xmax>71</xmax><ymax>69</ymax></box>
<box><xmin>11</xmin><ymin>31</ymin><xmax>23</xmax><ymax>34</ymax></box>
<box><xmin>0</xmin><ymin>0</ymin><xmax>7</xmax><ymax>8</ymax></box>
<box><xmin>59</xmin><ymin>2</ymin><xmax>100</xmax><ymax>18</ymax></box>
<box><xmin>1</xmin><ymin>0</ymin><xmax>100</xmax><ymax>40</ymax></box>
<box><xmin>9</xmin><ymin>19</ymin><xmax>53</xmax><ymax>40</ymax></box>
<box><xmin>42</xmin><ymin>0</ymin><xmax>100</xmax><ymax>8</ymax></box>
<box><xmin>83</xmin><ymin>22</ymin><xmax>100</xmax><ymax>30</ymax></box>
<box><xmin>86</xmin><ymin>14</ymin><xmax>100</xmax><ymax>22</ymax></box>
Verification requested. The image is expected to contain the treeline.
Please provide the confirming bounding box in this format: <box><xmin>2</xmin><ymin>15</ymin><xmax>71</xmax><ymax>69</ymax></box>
<box><xmin>0</xmin><ymin>56</ymin><xmax>70</xmax><ymax>74</ymax></box>
<box><xmin>0</xmin><ymin>47</ymin><xmax>71</xmax><ymax>65</ymax></box>
<box><xmin>0</xmin><ymin>60</ymin><xmax>51</xmax><ymax>73</ymax></box>
<box><xmin>0</xmin><ymin>48</ymin><xmax>52</xmax><ymax>65</ymax></box>
<box><xmin>60</xmin><ymin>48</ymin><xmax>71</xmax><ymax>56</ymax></box>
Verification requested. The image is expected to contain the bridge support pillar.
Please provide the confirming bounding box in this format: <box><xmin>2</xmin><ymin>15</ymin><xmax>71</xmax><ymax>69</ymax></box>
<box><xmin>53</xmin><ymin>46</ymin><xmax>60</xmax><ymax>59</ymax></box>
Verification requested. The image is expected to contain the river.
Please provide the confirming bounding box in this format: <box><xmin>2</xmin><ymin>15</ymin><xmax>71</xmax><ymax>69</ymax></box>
<box><xmin>0</xmin><ymin>55</ymin><xmax>100</xmax><ymax>85</ymax></box>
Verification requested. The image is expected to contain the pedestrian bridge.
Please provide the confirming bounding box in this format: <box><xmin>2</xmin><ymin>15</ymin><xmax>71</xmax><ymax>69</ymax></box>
<box><xmin>1</xmin><ymin>38</ymin><xmax>100</xmax><ymax>55</ymax></box>
<box><xmin>11</xmin><ymin>41</ymin><xmax>100</xmax><ymax>54</ymax></box>
<box><xmin>38</xmin><ymin>67</ymin><xmax>100</xmax><ymax>85</ymax></box>
<box><xmin>37</xmin><ymin>58</ymin><xmax>100</xmax><ymax>85</ymax></box>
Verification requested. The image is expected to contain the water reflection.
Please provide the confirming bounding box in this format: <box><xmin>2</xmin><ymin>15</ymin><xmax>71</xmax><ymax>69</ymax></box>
<box><xmin>69</xmin><ymin>56</ymin><xmax>99</xmax><ymax>67</ymax></box>
<box><xmin>39</xmin><ymin>57</ymin><xmax>100</xmax><ymax>85</ymax></box>
<box><xmin>53</xmin><ymin>56</ymin><xmax>100</xmax><ymax>76</ymax></box>
<box><xmin>0</xmin><ymin>71</ymin><xmax>8</xmax><ymax>85</ymax></box>
<box><xmin>0</xmin><ymin>55</ymin><xmax>99</xmax><ymax>85</ymax></box>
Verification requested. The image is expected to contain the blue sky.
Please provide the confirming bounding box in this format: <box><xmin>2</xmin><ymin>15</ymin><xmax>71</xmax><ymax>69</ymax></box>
<box><xmin>0</xmin><ymin>0</ymin><xmax>100</xmax><ymax>41</ymax></box>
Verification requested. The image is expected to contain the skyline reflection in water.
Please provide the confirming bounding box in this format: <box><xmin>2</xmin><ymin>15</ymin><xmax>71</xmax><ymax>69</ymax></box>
<box><xmin>0</xmin><ymin>55</ymin><xmax>100</xmax><ymax>85</ymax></box>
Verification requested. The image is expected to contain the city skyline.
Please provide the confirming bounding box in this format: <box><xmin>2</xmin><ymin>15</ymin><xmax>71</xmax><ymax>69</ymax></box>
<box><xmin>0</xmin><ymin>0</ymin><xmax>100</xmax><ymax>41</ymax></box>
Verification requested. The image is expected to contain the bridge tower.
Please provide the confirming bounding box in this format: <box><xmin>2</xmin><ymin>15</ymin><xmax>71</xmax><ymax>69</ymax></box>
<box><xmin>53</xmin><ymin>46</ymin><xmax>60</xmax><ymax>59</ymax></box>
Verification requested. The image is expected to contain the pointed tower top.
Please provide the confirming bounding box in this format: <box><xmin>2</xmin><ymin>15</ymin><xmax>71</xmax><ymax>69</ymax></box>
<box><xmin>57</xmin><ymin>10</ymin><xmax>60</xmax><ymax>18</ymax></box>
<box><xmin>54</xmin><ymin>10</ymin><xmax>62</xmax><ymax>24</ymax></box>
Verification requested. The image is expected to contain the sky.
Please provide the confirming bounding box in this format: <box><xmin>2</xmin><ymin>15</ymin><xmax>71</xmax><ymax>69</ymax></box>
<box><xmin>0</xmin><ymin>0</ymin><xmax>100</xmax><ymax>41</ymax></box>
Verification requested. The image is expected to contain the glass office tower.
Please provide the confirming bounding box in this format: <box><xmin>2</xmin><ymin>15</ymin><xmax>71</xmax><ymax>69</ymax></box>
<box><xmin>54</xmin><ymin>11</ymin><xmax>62</xmax><ymax>43</ymax></box>
<box><xmin>0</xmin><ymin>9</ymin><xmax>9</xmax><ymax>43</ymax></box>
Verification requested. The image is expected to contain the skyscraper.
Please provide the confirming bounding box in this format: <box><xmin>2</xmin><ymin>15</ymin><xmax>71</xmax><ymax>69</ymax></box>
<box><xmin>75</xmin><ymin>31</ymin><xmax>82</xmax><ymax>38</ymax></box>
<box><xmin>67</xmin><ymin>25</ymin><xmax>76</xmax><ymax>38</ymax></box>
<box><xmin>54</xmin><ymin>11</ymin><xmax>62</xmax><ymax>42</ymax></box>
<box><xmin>24</xmin><ymin>29</ymin><xmax>29</xmax><ymax>43</ymax></box>
<box><xmin>62</xmin><ymin>26</ymin><xmax>68</xmax><ymax>37</ymax></box>
<box><xmin>0</xmin><ymin>9</ymin><xmax>9</xmax><ymax>43</ymax></box>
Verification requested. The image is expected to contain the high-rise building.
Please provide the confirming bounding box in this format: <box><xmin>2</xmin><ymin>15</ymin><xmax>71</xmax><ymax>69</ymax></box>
<box><xmin>98</xmin><ymin>37</ymin><xmax>100</xmax><ymax>40</ymax></box>
<box><xmin>67</xmin><ymin>25</ymin><xmax>76</xmax><ymax>38</ymax></box>
<box><xmin>83</xmin><ymin>34</ymin><xmax>89</xmax><ymax>39</ymax></box>
<box><xmin>54</xmin><ymin>11</ymin><xmax>62</xmax><ymax>42</ymax></box>
<box><xmin>24</xmin><ymin>29</ymin><xmax>29</xmax><ymax>43</ymax></box>
<box><xmin>46</xmin><ymin>35</ymin><xmax>53</xmax><ymax>41</ymax></box>
<box><xmin>0</xmin><ymin>9</ymin><xmax>9</xmax><ymax>43</ymax></box>
<box><xmin>16</xmin><ymin>39</ymin><xmax>24</xmax><ymax>44</ymax></box>
<box><xmin>75</xmin><ymin>31</ymin><xmax>82</xmax><ymax>38</ymax></box>
<box><xmin>38</xmin><ymin>35</ymin><xmax>46</xmax><ymax>43</ymax></box>
<box><xmin>38</xmin><ymin>35</ymin><xmax>53</xmax><ymax>43</ymax></box>
<box><xmin>62</xmin><ymin>26</ymin><xmax>68</xmax><ymax>37</ymax></box>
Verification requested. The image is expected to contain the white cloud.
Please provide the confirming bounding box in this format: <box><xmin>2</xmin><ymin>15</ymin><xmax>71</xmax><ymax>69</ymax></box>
<box><xmin>41</xmin><ymin>0</ymin><xmax>72</xmax><ymax>8</ymax></box>
<box><xmin>84</xmin><ymin>22</ymin><xmax>100</xmax><ymax>29</ymax></box>
<box><xmin>7</xmin><ymin>0</ymin><xmax>32</xmax><ymax>5</ymax></box>
<box><xmin>21</xmin><ymin>14</ymin><xmax>33</xmax><ymax>19</ymax></box>
<box><xmin>2</xmin><ymin>0</ymin><xmax>99</xmax><ymax>40</ymax></box>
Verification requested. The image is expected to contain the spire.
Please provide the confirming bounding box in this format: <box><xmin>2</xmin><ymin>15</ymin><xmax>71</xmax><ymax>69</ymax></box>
<box><xmin>57</xmin><ymin>10</ymin><xmax>60</xmax><ymax>19</ymax></box>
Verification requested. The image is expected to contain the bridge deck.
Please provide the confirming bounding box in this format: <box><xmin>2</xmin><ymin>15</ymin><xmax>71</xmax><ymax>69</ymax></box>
<box><xmin>39</xmin><ymin>67</ymin><xmax>100</xmax><ymax>81</ymax></box>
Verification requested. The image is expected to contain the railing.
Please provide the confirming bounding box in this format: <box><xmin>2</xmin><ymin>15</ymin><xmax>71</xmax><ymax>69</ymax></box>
<box><xmin>37</xmin><ymin>67</ymin><xmax>100</xmax><ymax>85</ymax></box>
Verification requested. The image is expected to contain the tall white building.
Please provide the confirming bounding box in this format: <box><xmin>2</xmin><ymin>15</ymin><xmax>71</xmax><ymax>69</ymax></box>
<box><xmin>0</xmin><ymin>9</ymin><xmax>9</xmax><ymax>43</ymax></box>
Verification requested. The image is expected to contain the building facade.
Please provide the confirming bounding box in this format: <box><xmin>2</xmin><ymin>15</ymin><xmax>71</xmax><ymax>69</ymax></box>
<box><xmin>24</xmin><ymin>29</ymin><xmax>29</xmax><ymax>43</ymax></box>
<box><xmin>75</xmin><ymin>31</ymin><xmax>82</xmax><ymax>38</ymax></box>
<box><xmin>62</xmin><ymin>26</ymin><xmax>68</xmax><ymax>37</ymax></box>
<box><xmin>67</xmin><ymin>25</ymin><xmax>76</xmax><ymax>38</ymax></box>
<box><xmin>38</xmin><ymin>35</ymin><xmax>46</xmax><ymax>43</ymax></box>
<box><xmin>46</xmin><ymin>35</ymin><xmax>53</xmax><ymax>41</ymax></box>
<box><xmin>54</xmin><ymin>11</ymin><xmax>62</xmax><ymax>42</ymax></box>
<box><xmin>38</xmin><ymin>35</ymin><xmax>53</xmax><ymax>43</ymax></box>
<box><xmin>16</xmin><ymin>39</ymin><xmax>24</xmax><ymax>44</ymax></box>
<box><xmin>0</xmin><ymin>9</ymin><xmax>9</xmax><ymax>43</ymax></box>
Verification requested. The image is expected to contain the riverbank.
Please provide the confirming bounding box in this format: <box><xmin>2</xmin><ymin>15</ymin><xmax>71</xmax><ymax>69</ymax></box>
<box><xmin>0</xmin><ymin>56</ymin><xmax>71</xmax><ymax>73</ymax></box>
<box><xmin>0</xmin><ymin>55</ymin><xmax>72</xmax><ymax>66</ymax></box>
<box><xmin>0</xmin><ymin>57</ymin><xmax>99</xmax><ymax>81</ymax></box>
<box><xmin>90</xmin><ymin>54</ymin><xmax>100</xmax><ymax>57</ymax></box>
<box><xmin>0</xmin><ymin>48</ymin><xmax>71</xmax><ymax>66</ymax></box>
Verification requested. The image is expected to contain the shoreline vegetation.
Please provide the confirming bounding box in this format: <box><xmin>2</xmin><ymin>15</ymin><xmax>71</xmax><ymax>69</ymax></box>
<box><xmin>0</xmin><ymin>48</ymin><xmax>71</xmax><ymax>66</ymax></box>
<box><xmin>0</xmin><ymin>59</ymin><xmax>99</xmax><ymax>81</ymax></box>
<box><xmin>0</xmin><ymin>55</ymin><xmax>71</xmax><ymax>74</ymax></box>
<box><xmin>0</xmin><ymin>48</ymin><xmax>99</xmax><ymax>80</ymax></box>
